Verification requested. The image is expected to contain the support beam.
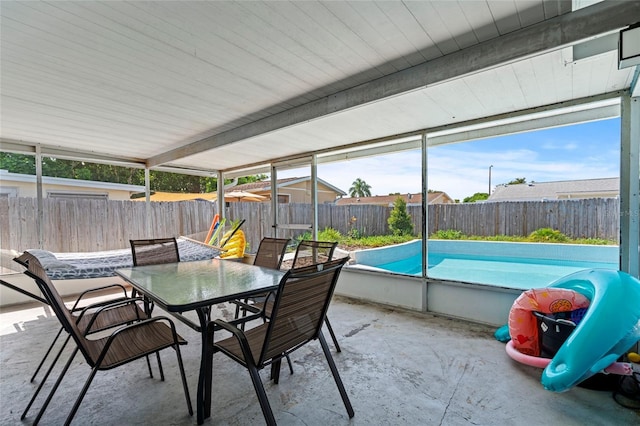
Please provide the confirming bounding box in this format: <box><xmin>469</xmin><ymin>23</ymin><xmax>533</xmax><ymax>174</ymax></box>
<box><xmin>421</xmin><ymin>133</ymin><xmax>428</xmax><ymax>313</ymax></box>
<box><xmin>311</xmin><ymin>155</ymin><xmax>318</xmax><ymax>240</ymax></box>
<box><xmin>217</xmin><ymin>171</ymin><xmax>225</xmax><ymax>226</ymax></box>
<box><xmin>619</xmin><ymin>94</ymin><xmax>640</xmax><ymax>278</ymax></box>
<box><xmin>631</xmin><ymin>68</ymin><xmax>640</xmax><ymax>98</ymax></box>
<box><xmin>0</xmin><ymin>139</ymin><xmax>219</xmax><ymax>176</ymax></box>
<box><xmin>270</xmin><ymin>166</ymin><xmax>278</xmax><ymax>238</ymax></box>
<box><xmin>144</xmin><ymin>168</ymin><xmax>150</xmax><ymax>237</ymax></box>
<box><xmin>0</xmin><ymin>138</ymin><xmax>147</xmax><ymax>169</ymax></box>
<box><xmin>35</xmin><ymin>145</ymin><xmax>43</xmax><ymax>249</ymax></box>
<box><xmin>427</xmin><ymin>103</ymin><xmax>620</xmax><ymax>147</ymax></box>
<box><xmin>317</xmin><ymin>100</ymin><xmax>620</xmax><ymax>165</ymax></box>
<box><xmin>147</xmin><ymin>1</ymin><xmax>639</xmax><ymax>168</ymax></box>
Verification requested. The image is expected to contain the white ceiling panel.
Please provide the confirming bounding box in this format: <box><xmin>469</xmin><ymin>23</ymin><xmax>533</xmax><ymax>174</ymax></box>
<box><xmin>1</xmin><ymin>0</ymin><xmax>637</xmax><ymax>174</ymax></box>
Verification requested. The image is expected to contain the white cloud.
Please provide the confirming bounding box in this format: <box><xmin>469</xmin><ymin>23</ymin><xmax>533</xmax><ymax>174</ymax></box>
<box><xmin>540</xmin><ymin>141</ymin><xmax>579</xmax><ymax>150</ymax></box>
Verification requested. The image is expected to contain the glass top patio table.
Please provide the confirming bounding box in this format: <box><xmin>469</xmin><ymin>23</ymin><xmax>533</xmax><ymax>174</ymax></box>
<box><xmin>116</xmin><ymin>258</ymin><xmax>284</xmax><ymax>314</ymax></box>
<box><xmin>115</xmin><ymin>258</ymin><xmax>286</xmax><ymax>425</ymax></box>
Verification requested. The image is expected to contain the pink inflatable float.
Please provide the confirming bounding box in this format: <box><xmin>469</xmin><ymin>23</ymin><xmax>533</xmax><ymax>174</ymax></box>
<box><xmin>507</xmin><ymin>287</ymin><xmax>590</xmax><ymax>357</ymax></box>
<box><xmin>505</xmin><ymin>340</ymin><xmax>633</xmax><ymax>375</ymax></box>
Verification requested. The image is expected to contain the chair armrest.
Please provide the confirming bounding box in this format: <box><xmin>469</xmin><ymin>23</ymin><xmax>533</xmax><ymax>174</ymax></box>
<box><xmin>227</xmin><ymin>312</ymin><xmax>264</xmax><ymax>327</ymax></box>
<box><xmin>211</xmin><ymin>319</ymin><xmax>254</xmax><ymax>344</ymax></box>
<box><xmin>211</xmin><ymin>319</ymin><xmax>257</xmax><ymax>363</ymax></box>
<box><xmin>71</xmin><ymin>283</ymin><xmax>128</xmax><ymax>310</ymax></box>
<box><xmin>230</xmin><ymin>299</ymin><xmax>263</xmax><ymax>315</ymax></box>
<box><xmin>96</xmin><ymin>316</ymin><xmax>184</xmax><ymax>367</ymax></box>
<box><xmin>211</xmin><ymin>318</ymin><xmax>243</xmax><ymax>335</ymax></box>
<box><xmin>76</xmin><ymin>297</ymin><xmax>146</xmax><ymax>335</ymax></box>
<box><xmin>70</xmin><ymin>295</ymin><xmax>132</xmax><ymax>313</ymax></box>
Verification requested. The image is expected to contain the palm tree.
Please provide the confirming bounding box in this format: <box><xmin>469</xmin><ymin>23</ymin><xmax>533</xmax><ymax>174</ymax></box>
<box><xmin>508</xmin><ymin>177</ymin><xmax>527</xmax><ymax>184</ymax></box>
<box><xmin>349</xmin><ymin>178</ymin><xmax>372</xmax><ymax>197</ymax></box>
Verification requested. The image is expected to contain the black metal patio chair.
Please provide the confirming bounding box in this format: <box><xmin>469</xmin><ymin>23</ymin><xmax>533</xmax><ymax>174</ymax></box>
<box><xmin>130</xmin><ymin>237</ymin><xmax>181</xmax><ymax>266</ymax></box>
<box><xmin>11</xmin><ymin>252</ymin><xmax>156</xmax><ymax>422</ymax></box>
<box><xmin>211</xmin><ymin>257</ymin><xmax>353</xmax><ymax>425</ymax></box>
<box><xmin>21</xmin><ymin>253</ymin><xmax>192</xmax><ymax>425</ymax></box>
<box><xmin>290</xmin><ymin>240</ymin><xmax>342</xmax><ymax>352</ymax></box>
<box><xmin>232</xmin><ymin>237</ymin><xmax>290</xmax><ymax>319</ymax></box>
<box><xmin>129</xmin><ymin>237</ymin><xmax>181</xmax><ymax>311</ymax></box>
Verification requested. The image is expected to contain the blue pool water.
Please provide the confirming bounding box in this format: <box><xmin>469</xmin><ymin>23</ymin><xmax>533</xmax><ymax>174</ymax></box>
<box><xmin>376</xmin><ymin>252</ymin><xmax>618</xmax><ymax>290</ymax></box>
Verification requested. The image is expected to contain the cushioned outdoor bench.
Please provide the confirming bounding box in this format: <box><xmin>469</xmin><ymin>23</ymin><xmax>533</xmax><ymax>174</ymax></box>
<box><xmin>24</xmin><ymin>237</ymin><xmax>220</xmax><ymax>280</ymax></box>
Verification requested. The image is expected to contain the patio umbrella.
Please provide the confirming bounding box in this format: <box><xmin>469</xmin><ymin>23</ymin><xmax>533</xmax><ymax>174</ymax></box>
<box><xmin>222</xmin><ymin>191</ymin><xmax>266</xmax><ymax>202</ymax></box>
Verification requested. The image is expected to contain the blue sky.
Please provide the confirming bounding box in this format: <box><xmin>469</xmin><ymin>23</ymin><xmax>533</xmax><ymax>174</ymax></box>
<box><xmin>279</xmin><ymin>118</ymin><xmax>620</xmax><ymax>201</ymax></box>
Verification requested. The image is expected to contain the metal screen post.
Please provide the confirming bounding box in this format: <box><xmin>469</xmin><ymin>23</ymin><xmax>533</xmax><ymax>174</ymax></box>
<box><xmin>145</xmin><ymin>168</ymin><xmax>150</xmax><ymax>237</ymax></box>
<box><xmin>217</xmin><ymin>170</ymin><xmax>224</xmax><ymax>224</ymax></box>
<box><xmin>271</xmin><ymin>165</ymin><xmax>278</xmax><ymax>238</ymax></box>
<box><xmin>311</xmin><ymin>155</ymin><xmax>318</xmax><ymax>240</ymax></box>
<box><xmin>422</xmin><ymin>133</ymin><xmax>429</xmax><ymax>313</ymax></box>
<box><xmin>620</xmin><ymin>93</ymin><xmax>640</xmax><ymax>277</ymax></box>
<box><xmin>35</xmin><ymin>144</ymin><xmax>43</xmax><ymax>249</ymax></box>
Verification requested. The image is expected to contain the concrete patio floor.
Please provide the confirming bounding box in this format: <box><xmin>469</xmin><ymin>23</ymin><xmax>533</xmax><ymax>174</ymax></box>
<box><xmin>1</xmin><ymin>293</ymin><xmax>638</xmax><ymax>426</ymax></box>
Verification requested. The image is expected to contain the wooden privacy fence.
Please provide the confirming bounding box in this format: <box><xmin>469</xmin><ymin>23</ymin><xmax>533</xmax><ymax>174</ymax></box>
<box><xmin>1</xmin><ymin>198</ymin><xmax>216</xmax><ymax>253</ymax></box>
<box><xmin>422</xmin><ymin>198</ymin><xmax>619</xmax><ymax>240</ymax></box>
<box><xmin>1</xmin><ymin>197</ymin><xmax>620</xmax><ymax>254</ymax></box>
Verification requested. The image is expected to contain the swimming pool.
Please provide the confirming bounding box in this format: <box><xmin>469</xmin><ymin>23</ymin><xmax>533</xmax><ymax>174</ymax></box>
<box><xmin>351</xmin><ymin>240</ymin><xmax>619</xmax><ymax>290</ymax></box>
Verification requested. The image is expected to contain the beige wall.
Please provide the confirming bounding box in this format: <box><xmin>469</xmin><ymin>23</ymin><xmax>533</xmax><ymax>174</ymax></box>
<box><xmin>2</xmin><ymin>181</ymin><xmax>137</xmax><ymax>200</ymax></box>
<box><xmin>1</xmin><ymin>173</ymin><xmax>143</xmax><ymax>201</ymax></box>
<box><xmin>254</xmin><ymin>181</ymin><xmax>339</xmax><ymax>204</ymax></box>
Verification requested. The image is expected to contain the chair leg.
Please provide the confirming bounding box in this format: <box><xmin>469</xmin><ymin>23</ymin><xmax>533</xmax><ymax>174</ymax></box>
<box><xmin>271</xmin><ymin>359</ymin><xmax>281</xmax><ymax>384</ymax></box>
<box><xmin>22</xmin><ymin>334</ymin><xmax>72</xmax><ymax>420</ymax></box>
<box><xmin>324</xmin><ymin>316</ymin><xmax>341</xmax><ymax>353</ymax></box>
<box><xmin>32</xmin><ymin>347</ymin><xmax>79</xmax><ymax>425</ymax></box>
<box><xmin>156</xmin><ymin>352</ymin><xmax>165</xmax><ymax>381</ymax></box>
<box><xmin>63</xmin><ymin>365</ymin><xmax>100</xmax><ymax>426</ymax></box>
<box><xmin>239</xmin><ymin>300</ymin><xmax>248</xmax><ymax>331</ymax></box>
<box><xmin>30</xmin><ymin>326</ymin><xmax>64</xmax><ymax>382</ymax></box>
<box><xmin>318</xmin><ymin>332</ymin><xmax>354</xmax><ymax>418</ymax></box>
<box><xmin>285</xmin><ymin>354</ymin><xmax>294</xmax><ymax>375</ymax></box>
<box><xmin>145</xmin><ymin>354</ymin><xmax>154</xmax><ymax>378</ymax></box>
<box><xmin>234</xmin><ymin>301</ymin><xmax>241</xmax><ymax>319</ymax></box>
<box><xmin>173</xmin><ymin>344</ymin><xmax>193</xmax><ymax>416</ymax></box>
<box><xmin>247</xmin><ymin>363</ymin><xmax>276</xmax><ymax>426</ymax></box>
<box><xmin>269</xmin><ymin>354</ymin><xmax>293</xmax><ymax>383</ymax></box>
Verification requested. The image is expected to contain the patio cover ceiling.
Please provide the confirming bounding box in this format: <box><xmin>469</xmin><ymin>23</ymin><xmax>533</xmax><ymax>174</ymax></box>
<box><xmin>1</xmin><ymin>1</ymin><xmax>638</xmax><ymax>176</ymax></box>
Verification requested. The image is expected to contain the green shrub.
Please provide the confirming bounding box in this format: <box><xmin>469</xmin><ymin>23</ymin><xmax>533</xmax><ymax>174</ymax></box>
<box><xmin>430</xmin><ymin>229</ymin><xmax>465</xmax><ymax>240</ymax></box>
<box><xmin>570</xmin><ymin>237</ymin><xmax>615</xmax><ymax>245</ymax></box>
<box><xmin>295</xmin><ymin>228</ymin><xmax>341</xmax><ymax>243</ymax></box>
<box><xmin>347</xmin><ymin>228</ymin><xmax>361</xmax><ymax>239</ymax></box>
<box><xmin>388</xmin><ymin>197</ymin><xmax>414</xmax><ymax>236</ymax></box>
<box><xmin>296</xmin><ymin>231</ymin><xmax>312</xmax><ymax>243</ymax></box>
<box><xmin>319</xmin><ymin>227</ymin><xmax>342</xmax><ymax>242</ymax></box>
<box><xmin>344</xmin><ymin>234</ymin><xmax>416</xmax><ymax>248</ymax></box>
<box><xmin>527</xmin><ymin>228</ymin><xmax>569</xmax><ymax>242</ymax></box>
<box><xmin>468</xmin><ymin>234</ymin><xmax>524</xmax><ymax>242</ymax></box>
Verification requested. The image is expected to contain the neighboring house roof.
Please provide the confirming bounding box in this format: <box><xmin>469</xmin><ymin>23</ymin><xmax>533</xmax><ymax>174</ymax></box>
<box><xmin>488</xmin><ymin>178</ymin><xmax>619</xmax><ymax>202</ymax></box>
<box><xmin>0</xmin><ymin>170</ymin><xmax>145</xmax><ymax>192</ymax></box>
<box><xmin>231</xmin><ymin>177</ymin><xmax>346</xmax><ymax>196</ymax></box>
<box><xmin>335</xmin><ymin>192</ymin><xmax>453</xmax><ymax>206</ymax></box>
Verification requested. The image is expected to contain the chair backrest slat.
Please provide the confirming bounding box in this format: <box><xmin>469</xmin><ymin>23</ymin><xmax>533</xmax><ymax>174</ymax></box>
<box><xmin>259</xmin><ymin>257</ymin><xmax>348</xmax><ymax>363</ymax></box>
<box><xmin>253</xmin><ymin>237</ymin><xmax>289</xmax><ymax>270</ymax></box>
<box><xmin>130</xmin><ymin>238</ymin><xmax>180</xmax><ymax>266</ymax></box>
<box><xmin>291</xmin><ymin>240</ymin><xmax>338</xmax><ymax>268</ymax></box>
